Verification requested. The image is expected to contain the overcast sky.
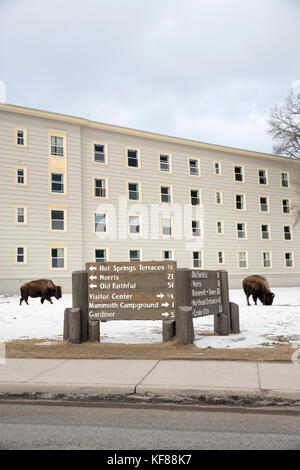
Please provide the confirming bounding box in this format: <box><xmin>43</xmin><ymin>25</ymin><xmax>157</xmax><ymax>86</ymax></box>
<box><xmin>1</xmin><ymin>0</ymin><xmax>300</xmax><ymax>153</ymax></box>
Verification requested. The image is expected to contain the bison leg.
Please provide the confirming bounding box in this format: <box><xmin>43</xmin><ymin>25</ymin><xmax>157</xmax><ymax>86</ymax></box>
<box><xmin>253</xmin><ymin>295</ymin><xmax>258</xmax><ymax>305</ymax></box>
<box><xmin>20</xmin><ymin>296</ymin><xmax>23</xmax><ymax>306</ymax></box>
<box><xmin>246</xmin><ymin>294</ymin><xmax>250</xmax><ymax>306</ymax></box>
<box><xmin>40</xmin><ymin>298</ymin><xmax>45</xmax><ymax>304</ymax></box>
<box><xmin>45</xmin><ymin>297</ymin><xmax>53</xmax><ymax>304</ymax></box>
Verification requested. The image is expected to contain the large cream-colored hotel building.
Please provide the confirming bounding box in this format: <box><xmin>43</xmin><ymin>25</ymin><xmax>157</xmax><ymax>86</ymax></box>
<box><xmin>0</xmin><ymin>103</ymin><xmax>299</xmax><ymax>294</ymax></box>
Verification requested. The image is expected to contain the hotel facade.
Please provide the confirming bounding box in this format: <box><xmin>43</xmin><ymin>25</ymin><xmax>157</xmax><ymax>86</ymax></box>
<box><xmin>0</xmin><ymin>103</ymin><xmax>299</xmax><ymax>294</ymax></box>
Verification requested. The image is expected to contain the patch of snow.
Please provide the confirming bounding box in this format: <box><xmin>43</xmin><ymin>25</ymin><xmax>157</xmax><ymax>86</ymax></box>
<box><xmin>0</xmin><ymin>287</ymin><xmax>299</xmax><ymax>349</ymax></box>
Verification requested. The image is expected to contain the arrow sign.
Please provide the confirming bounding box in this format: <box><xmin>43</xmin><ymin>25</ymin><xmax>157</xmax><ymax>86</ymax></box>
<box><xmin>89</xmin><ymin>275</ymin><xmax>97</xmax><ymax>280</ymax></box>
<box><xmin>157</xmin><ymin>293</ymin><xmax>164</xmax><ymax>299</ymax></box>
<box><xmin>161</xmin><ymin>312</ymin><xmax>169</xmax><ymax>318</ymax></box>
<box><xmin>89</xmin><ymin>284</ymin><xmax>97</xmax><ymax>289</ymax></box>
<box><xmin>161</xmin><ymin>302</ymin><xmax>169</xmax><ymax>308</ymax></box>
<box><xmin>89</xmin><ymin>266</ymin><xmax>97</xmax><ymax>272</ymax></box>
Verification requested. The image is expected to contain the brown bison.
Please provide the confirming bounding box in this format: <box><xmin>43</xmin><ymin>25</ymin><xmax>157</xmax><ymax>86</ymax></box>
<box><xmin>242</xmin><ymin>275</ymin><xmax>275</xmax><ymax>306</ymax></box>
<box><xmin>20</xmin><ymin>279</ymin><xmax>62</xmax><ymax>305</ymax></box>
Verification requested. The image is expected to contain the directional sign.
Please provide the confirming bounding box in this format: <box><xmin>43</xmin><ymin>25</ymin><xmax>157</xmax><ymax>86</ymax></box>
<box><xmin>86</xmin><ymin>261</ymin><xmax>176</xmax><ymax>321</ymax></box>
<box><xmin>190</xmin><ymin>270</ymin><xmax>223</xmax><ymax>318</ymax></box>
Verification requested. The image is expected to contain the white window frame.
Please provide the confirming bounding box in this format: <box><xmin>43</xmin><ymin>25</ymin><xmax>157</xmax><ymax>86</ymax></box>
<box><xmin>192</xmin><ymin>250</ymin><xmax>204</xmax><ymax>269</ymax></box>
<box><xmin>284</xmin><ymin>252</ymin><xmax>294</xmax><ymax>268</ymax></box>
<box><xmin>129</xmin><ymin>249</ymin><xmax>142</xmax><ymax>262</ymax></box>
<box><xmin>261</xmin><ymin>224</ymin><xmax>271</xmax><ymax>241</ymax></box>
<box><xmin>94</xmin><ymin>248</ymin><xmax>108</xmax><ymax>263</ymax></box>
<box><xmin>159</xmin><ymin>153</ymin><xmax>172</xmax><ymax>173</ymax></box>
<box><xmin>50</xmin><ymin>134</ymin><xmax>64</xmax><ymax>157</ymax></box>
<box><xmin>237</xmin><ymin>251</ymin><xmax>248</xmax><ymax>269</ymax></box>
<box><xmin>51</xmin><ymin>172</ymin><xmax>65</xmax><ymax>194</ymax></box>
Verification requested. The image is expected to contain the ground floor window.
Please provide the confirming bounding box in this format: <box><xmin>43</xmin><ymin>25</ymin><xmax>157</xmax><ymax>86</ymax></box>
<box><xmin>217</xmin><ymin>250</ymin><xmax>225</xmax><ymax>265</ymax></box>
<box><xmin>129</xmin><ymin>249</ymin><xmax>141</xmax><ymax>262</ymax></box>
<box><xmin>238</xmin><ymin>251</ymin><xmax>248</xmax><ymax>269</ymax></box>
<box><xmin>285</xmin><ymin>252</ymin><xmax>294</xmax><ymax>268</ymax></box>
<box><xmin>192</xmin><ymin>251</ymin><xmax>203</xmax><ymax>268</ymax></box>
<box><xmin>15</xmin><ymin>245</ymin><xmax>27</xmax><ymax>264</ymax></box>
<box><xmin>162</xmin><ymin>249</ymin><xmax>174</xmax><ymax>260</ymax></box>
<box><xmin>95</xmin><ymin>248</ymin><xmax>107</xmax><ymax>263</ymax></box>
<box><xmin>51</xmin><ymin>247</ymin><xmax>65</xmax><ymax>269</ymax></box>
<box><xmin>262</xmin><ymin>251</ymin><xmax>272</xmax><ymax>268</ymax></box>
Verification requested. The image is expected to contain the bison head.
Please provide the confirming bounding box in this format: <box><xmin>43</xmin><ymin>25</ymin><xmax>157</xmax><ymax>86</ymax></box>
<box><xmin>54</xmin><ymin>285</ymin><xmax>62</xmax><ymax>300</ymax></box>
<box><xmin>263</xmin><ymin>292</ymin><xmax>275</xmax><ymax>305</ymax></box>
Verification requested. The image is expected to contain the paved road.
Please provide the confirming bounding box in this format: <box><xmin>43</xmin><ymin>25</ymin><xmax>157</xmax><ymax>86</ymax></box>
<box><xmin>0</xmin><ymin>403</ymin><xmax>299</xmax><ymax>450</ymax></box>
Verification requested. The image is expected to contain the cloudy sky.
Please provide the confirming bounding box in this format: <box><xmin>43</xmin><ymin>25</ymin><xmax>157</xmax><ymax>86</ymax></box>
<box><xmin>1</xmin><ymin>0</ymin><xmax>299</xmax><ymax>153</ymax></box>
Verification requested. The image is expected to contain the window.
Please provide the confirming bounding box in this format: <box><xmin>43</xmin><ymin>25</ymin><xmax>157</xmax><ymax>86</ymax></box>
<box><xmin>50</xmin><ymin>135</ymin><xmax>64</xmax><ymax>156</ymax></box>
<box><xmin>159</xmin><ymin>154</ymin><xmax>171</xmax><ymax>173</ymax></box>
<box><xmin>282</xmin><ymin>198</ymin><xmax>291</xmax><ymax>214</ymax></box>
<box><xmin>261</xmin><ymin>224</ymin><xmax>270</xmax><ymax>240</ymax></box>
<box><xmin>129</xmin><ymin>215</ymin><xmax>140</xmax><ymax>234</ymax></box>
<box><xmin>283</xmin><ymin>225</ymin><xmax>292</xmax><ymax>241</ymax></box>
<box><xmin>94</xmin><ymin>213</ymin><xmax>107</xmax><ymax>233</ymax></box>
<box><xmin>17</xmin><ymin>129</ymin><xmax>25</xmax><ymax>146</ymax></box>
<box><xmin>15</xmin><ymin>127</ymin><xmax>27</xmax><ymax>147</ymax></box>
<box><xmin>15</xmin><ymin>206</ymin><xmax>27</xmax><ymax>225</ymax></box>
<box><xmin>95</xmin><ymin>248</ymin><xmax>107</xmax><ymax>263</ymax></box>
<box><xmin>215</xmin><ymin>191</ymin><xmax>223</xmax><ymax>205</ymax></box>
<box><xmin>15</xmin><ymin>245</ymin><xmax>26</xmax><ymax>264</ymax></box>
<box><xmin>51</xmin><ymin>173</ymin><xmax>64</xmax><ymax>193</ymax></box>
<box><xmin>17</xmin><ymin>168</ymin><xmax>25</xmax><ymax>184</ymax></box>
<box><xmin>15</xmin><ymin>167</ymin><xmax>27</xmax><ymax>185</ymax></box>
<box><xmin>94</xmin><ymin>178</ymin><xmax>107</xmax><ymax>199</ymax></box>
<box><xmin>127</xmin><ymin>148</ymin><xmax>140</xmax><ymax>168</ymax></box>
<box><xmin>234</xmin><ymin>165</ymin><xmax>244</xmax><ymax>182</ymax></box>
<box><xmin>160</xmin><ymin>185</ymin><xmax>172</xmax><ymax>203</ymax></box>
<box><xmin>285</xmin><ymin>252</ymin><xmax>294</xmax><ymax>268</ymax></box>
<box><xmin>190</xmin><ymin>189</ymin><xmax>201</xmax><ymax>206</ymax></box>
<box><xmin>192</xmin><ymin>220</ymin><xmax>201</xmax><ymax>237</ymax></box>
<box><xmin>238</xmin><ymin>251</ymin><xmax>248</xmax><ymax>269</ymax></box>
<box><xmin>216</xmin><ymin>220</ymin><xmax>224</xmax><ymax>235</ymax></box>
<box><xmin>128</xmin><ymin>182</ymin><xmax>141</xmax><ymax>201</ymax></box>
<box><xmin>161</xmin><ymin>217</ymin><xmax>172</xmax><ymax>236</ymax></box>
<box><xmin>262</xmin><ymin>252</ymin><xmax>272</xmax><ymax>268</ymax></box>
<box><xmin>162</xmin><ymin>250</ymin><xmax>173</xmax><ymax>260</ymax></box>
<box><xmin>217</xmin><ymin>251</ymin><xmax>225</xmax><ymax>265</ymax></box>
<box><xmin>236</xmin><ymin>222</ymin><xmax>247</xmax><ymax>239</ymax></box>
<box><xmin>258</xmin><ymin>169</ymin><xmax>268</xmax><ymax>185</ymax></box>
<box><xmin>51</xmin><ymin>247</ymin><xmax>65</xmax><ymax>269</ymax></box>
<box><xmin>192</xmin><ymin>251</ymin><xmax>203</xmax><ymax>268</ymax></box>
<box><xmin>235</xmin><ymin>194</ymin><xmax>245</xmax><ymax>211</ymax></box>
<box><xmin>129</xmin><ymin>249</ymin><xmax>141</xmax><ymax>262</ymax></box>
<box><xmin>214</xmin><ymin>162</ymin><xmax>221</xmax><ymax>175</ymax></box>
<box><xmin>281</xmin><ymin>172</ymin><xmax>289</xmax><ymax>188</ymax></box>
<box><xmin>189</xmin><ymin>158</ymin><xmax>200</xmax><ymax>176</ymax></box>
<box><xmin>93</xmin><ymin>142</ymin><xmax>107</xmax><ymax>164</ymax></box>
<box><xmin>51</xmin><ymin>209</ymin><xmax>65</xmax><ymax>231</ymax></box>
<box><xmin>259</xmin><ymin>196</ymin><xmax>269</xmax><ymax>213</ymax></box>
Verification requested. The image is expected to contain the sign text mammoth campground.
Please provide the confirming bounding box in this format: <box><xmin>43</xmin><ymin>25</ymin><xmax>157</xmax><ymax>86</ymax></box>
<box><xmin>86</xmin><ymin>261</ymin><xmax>176</xmax><ymax>320</ymax></box>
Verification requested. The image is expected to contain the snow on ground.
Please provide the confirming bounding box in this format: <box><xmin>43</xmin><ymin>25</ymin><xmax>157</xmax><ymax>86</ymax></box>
<box><xmin>0</xmin><ymin>287</ymin><xmax>299</xmax><ymax>348</ymax></box>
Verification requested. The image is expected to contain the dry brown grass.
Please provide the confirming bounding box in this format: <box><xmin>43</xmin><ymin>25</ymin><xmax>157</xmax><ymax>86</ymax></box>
<box><xmin>5</xmin><ymin>337</ymin><xmax>295</xmax><ymax>362</ymax></box>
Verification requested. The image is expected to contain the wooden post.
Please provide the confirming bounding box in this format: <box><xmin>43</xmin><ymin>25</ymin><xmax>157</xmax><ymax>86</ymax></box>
<box><xmin>63</xmin><ymin>308</ymin><xmax>71</xmax><ymax>340</ymax></box>
<box><xmin>230</xmin><ymin>302</ymin><xmax>240</xmax><ymax>334</ymax></box>
<box><xmin>174</xmin><ymin>269</ymin><xmax>194</xmax><ymax>344</ymax></box>
<box><xmin>89</xmin><ymin>320</ymin><xmax>100</xmax><ymax>342</ymax></box>
<box><xmin>162</xmin><ymin>320</ymin><xmax>176</xmax><ymax>342</ymax></box>
<box><xmin>214</xmin><ymin>270</ymin><xmax>230</xmax><ymax>336</ymax></box>
<box><xmin>176</xmin><ymin>306</ymin><xmax>194</xmax><ymax>344</ymax></box>
<box><xmin>72</xmin><ymin>270</ymin><xmax>88</xmax><ymax>342</ymax></box>
<box><xmin>175</xmin><ymin>269</ymin><xmax>191</xmax><ymax>306</ymax></box>
<box><xmin>69</xmin><ymin>308</ymin><xmax>81</xmax><ymax>344</ymax></box>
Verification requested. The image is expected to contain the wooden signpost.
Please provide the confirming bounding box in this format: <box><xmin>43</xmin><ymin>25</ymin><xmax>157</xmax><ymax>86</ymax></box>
<box><xmin>86</xmin><ymin>261</ymin><xmax>176</xmax><ymax>321</ymax></box>
<box><xmin>64</xmin><ymin>264</ymin><xmax>239</xmax><ymax>344</ymax></box>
